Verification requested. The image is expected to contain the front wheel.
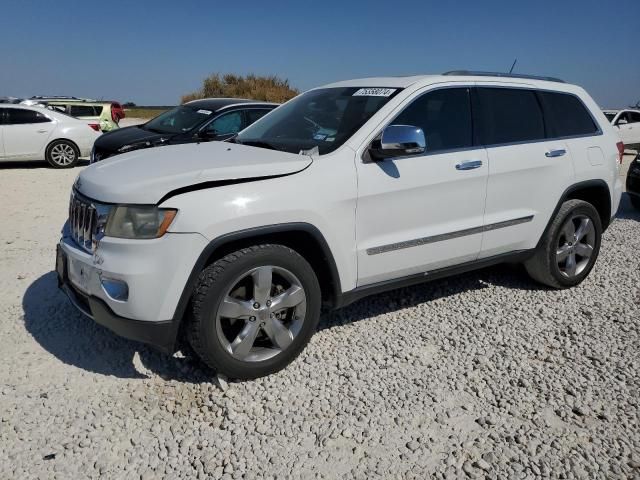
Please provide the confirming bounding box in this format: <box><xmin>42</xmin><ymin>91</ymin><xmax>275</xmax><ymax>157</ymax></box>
<box><xmin>46</xmin><ymin>140</ymin><xmax>79</xmax><ymax>168</ymax></box>
<box><xmin>630</xmin><ymin>194</ymin><xmax>640</xmax><ymax>211</ymax></box>
<box><xmin>187</xmin><ymin>244</ymin><xmax>321</xmax><ymax>379</ymax></box>
<box><xmin>525</xmin><ymin>199</ymin><xmax>602</xmax><ymax>288</ymax></box>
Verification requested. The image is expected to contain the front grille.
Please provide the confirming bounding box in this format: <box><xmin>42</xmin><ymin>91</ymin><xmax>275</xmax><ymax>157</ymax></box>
<box><xmin>69</xmin><ymin>191</ymin><xmax>99</xmax><ymax>252</ymax></box>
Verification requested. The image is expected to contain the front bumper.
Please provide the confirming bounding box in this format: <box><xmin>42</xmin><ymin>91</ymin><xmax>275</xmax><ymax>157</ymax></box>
<box><xmin>58</xmin><ymin>268</ymin><xmax>178</xmax><ymax>353</ymax></box>
<box><xmin>57</xmin><ymin>222</ymin><xmax>209</xmax><ymax>351</ymax></box>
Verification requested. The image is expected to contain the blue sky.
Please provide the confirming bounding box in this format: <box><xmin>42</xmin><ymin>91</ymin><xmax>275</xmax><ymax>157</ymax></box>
<box><xmin>1</xmin><ymin>0</ymin><xmax>638</xmax><ymax>107</ymax></box>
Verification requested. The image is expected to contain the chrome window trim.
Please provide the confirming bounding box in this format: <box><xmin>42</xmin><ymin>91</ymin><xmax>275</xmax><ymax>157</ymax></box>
<box><xmin>366</xmin><ymin>215</ymin><xmax>534</xmax><ymax>255</ymax></box>
<box><xmin>361</xmin><ymin>84</ymin><xmax>604</xmax><ymax>162</ymax></box>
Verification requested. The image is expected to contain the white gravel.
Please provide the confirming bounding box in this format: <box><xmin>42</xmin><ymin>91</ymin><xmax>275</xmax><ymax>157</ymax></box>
<box><xmin>0</xmin><ymin>158</ymin><xmax>639</xmax><ymax>479</ymax></box>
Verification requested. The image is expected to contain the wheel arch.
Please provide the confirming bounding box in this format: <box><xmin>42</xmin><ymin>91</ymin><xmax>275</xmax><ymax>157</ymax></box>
<box><xmin>46</xmin><ymin>137</ymin><xmax>80</xmax><ymax>156</ymax></box>
<box><xmin>170</xmin><ymin>223</ymin><xmax>342</xmax><ymax>346</ymax></box>
<box><xmin>537</xmin><ymin>179</ymin><xmax>612</xmax><ymax>249</ymax></box>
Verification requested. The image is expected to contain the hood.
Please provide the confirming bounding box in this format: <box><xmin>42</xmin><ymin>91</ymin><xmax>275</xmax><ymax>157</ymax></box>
<box><xmin>76</xmin><ymin>141</ymin><xmax>312</xmax><ymax>204</ymax></box>
<box><xmin>94</xmin><ymin>125</ymin><xmax>170</xmax><ymax>152</ymax></box>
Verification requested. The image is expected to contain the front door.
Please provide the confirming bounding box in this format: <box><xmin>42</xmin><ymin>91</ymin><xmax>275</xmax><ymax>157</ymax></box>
<box><xmin>3</xmin><ymin>108</ymin><xmax>54</xmax><ymax>158</ymax></box>
<box><xmin>356</xmin><ymin>87</ymin><xmax>488</xmax><ymax>286</ymax></box>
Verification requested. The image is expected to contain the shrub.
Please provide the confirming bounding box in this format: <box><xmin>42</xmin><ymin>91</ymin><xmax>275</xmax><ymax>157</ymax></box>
<box><xmin>181</xmin><ymin>73</ymin><xmax>299</xmax><ymax>104</ymax></box>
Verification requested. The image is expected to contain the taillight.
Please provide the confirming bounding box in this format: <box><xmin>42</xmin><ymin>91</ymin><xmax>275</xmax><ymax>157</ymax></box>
<box><xmin>616</xmin><ymin>141</ymin><xmax>624</xmax><ymax>164</ymax></box>
<box><xmin>88</xmin><ymin>123</ymin><xmax>100</xmax><ymax>131</ymax></box>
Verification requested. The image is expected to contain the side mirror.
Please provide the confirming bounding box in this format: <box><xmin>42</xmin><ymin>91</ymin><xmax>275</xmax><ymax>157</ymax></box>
<box><xmin>617</xmin><ymin>118</ymin><xmax>628</xmax><ymax>126</ymax></box>
<box><xmin>194</xmin><ymin>130</ymin><xmax>217</xmax><ymax>141</ymax></box>
<box><xmin>369</xmin><ymin>125</ymin><xmax>426</xmax><ymax>161</ymax></box>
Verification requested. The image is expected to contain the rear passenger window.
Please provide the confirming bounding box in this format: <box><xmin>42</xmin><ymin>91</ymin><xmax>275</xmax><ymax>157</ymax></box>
<box><xmin>392</xmin><ymin>88</ymin><xmax>473</xmax><ymax>152</ymax></box>
<box><xmin>538</xmin><ymin>91</ymin><xmax>598</xmax><ymax>137</ymax></box>
<box><xmin>628</xmin><ymin>112</ymin><xmax>640</xmax><ymax>123</ymax></box>
<box><xmin>475</xmin><ymin>88</ymin><xmax>545</xmax><ymax>145</ymax></box>
<box><xmin>69</xmin><ymin>105</ymin><xmax>98</xmax><ymax>117</ymax></box>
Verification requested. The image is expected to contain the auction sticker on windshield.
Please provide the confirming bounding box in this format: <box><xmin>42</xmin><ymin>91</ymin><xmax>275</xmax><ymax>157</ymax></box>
<box><xmin>197</xmin><ymin>109</ymin><xmax>212</xmax><ymax>115</ymax></box>
<box><xmin>353</xmin><ymin>88</ymin><xmax>396</xmax><ymax>97</ymax></box>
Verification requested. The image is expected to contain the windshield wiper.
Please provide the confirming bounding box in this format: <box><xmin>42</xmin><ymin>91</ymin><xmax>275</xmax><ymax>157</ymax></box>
<box><xmin>143</xmin><ymin>126</ymin><xmax>165</xmax><ymax>134</ymax></box>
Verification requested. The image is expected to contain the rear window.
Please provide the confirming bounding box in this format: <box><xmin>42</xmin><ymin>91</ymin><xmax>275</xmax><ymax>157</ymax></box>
<box><xmin>538</xmin><ymin>92</ymin><xmax>598</xmax><ymax>137</ymax></box>
<box><xmin>474</xmin><ymin>88</ymin><xmax>545</xmax><ymax>145</ymax></box>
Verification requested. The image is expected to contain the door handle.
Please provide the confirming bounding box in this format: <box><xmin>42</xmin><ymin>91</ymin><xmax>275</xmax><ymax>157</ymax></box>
<box><xmin>545</xmin><ymin>149</ymin><xmax>566</xmax><ymax>158</ymax></box>
<box><xmin>37</xmin><ymin>129</ymin><xmax>48</xmax><ymax>133</ymax></box>
<box><xmin>455</xmin><ymin>160</ymin><xmax>483</xmax><ymax>171</ymax></box>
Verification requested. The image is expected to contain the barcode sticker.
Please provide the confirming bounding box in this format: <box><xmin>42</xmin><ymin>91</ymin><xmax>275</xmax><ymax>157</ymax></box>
<box><xmin>197</xmin><ymin>109</ymin><xmax>212</xmax><ymax>115</ymax></box>
<box><xmin>353</xmin><ymin>88</ymin><xmax>396</xmax><ymax>97</ymax></box>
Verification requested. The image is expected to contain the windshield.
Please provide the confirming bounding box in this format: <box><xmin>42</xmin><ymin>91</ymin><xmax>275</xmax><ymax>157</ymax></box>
<box><xmin>235</xmin><ymin>87</ymin><xmax>402</xmax><ymax>154</ymax></box>
<box><xmin>145</xmin><ymin>105</ymin><xmax>213</xmax><ymax>134</ymax></box>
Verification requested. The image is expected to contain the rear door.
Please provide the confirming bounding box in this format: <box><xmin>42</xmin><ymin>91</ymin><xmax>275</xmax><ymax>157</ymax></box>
<box><xmin>625</xmin><ymin>111</ymin><xmax>640</xmax><ymax>144</ymax></box>
<box><xmin>356</xmin><ymin>86</ymin><xmax>488</xmax><ymax>285</ymax></box>
<box><xmin>4</xmin><ymin>108</ymin><xmax>55</xmax><ymax>158</ymax></box>
<box><xmin>475</xmin><ymin>86</ymin><xmax>575</xmax><ymax>258</ymax></box>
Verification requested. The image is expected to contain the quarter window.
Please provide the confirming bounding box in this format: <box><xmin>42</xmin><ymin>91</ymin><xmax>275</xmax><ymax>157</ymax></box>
<box><xmin>475</xmin><ymin>88</ymin><xmax>545</xmax><ymax>145</ymax></box>
<box><xmin>392</xmin><ymin>88</ymin><xmax>473</xmax><ymax>152</ymax></box>
<box><xmin>6</xmin><ymin>108</ymin><xmax>51</xmax><ymax>124</ymax></box>
<box><xmin>538</xmin><ymin>91</ymin><xmax>598</xmax><ymax>137</ymax></box>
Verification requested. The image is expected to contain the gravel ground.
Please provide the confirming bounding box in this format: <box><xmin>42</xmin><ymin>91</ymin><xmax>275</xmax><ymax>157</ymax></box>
<box><xmin>0</xmin><ymin>157</ymin><xmax>639</xmax><ymax>479</ymax></box>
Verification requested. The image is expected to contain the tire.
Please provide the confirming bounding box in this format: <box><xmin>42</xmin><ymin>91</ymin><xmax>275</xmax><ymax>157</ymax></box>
<box><xmin>525</xmin><ymin>199</ymin><xmax>602</xmax><ymax>289</ymax></box>
<box><xmin>187</xmin><ymin>244</ymin><xmax>321</xmax><ymax>379</ymax></box>
<box><xmin>46</xmin><ymin>140</ymin><xmax>79</xmax><ymax>168</ymax></box>
<box><xmin>630</xmin><ymin>194</ymin><xmax>640</xmax><ymax>211</ymax></box>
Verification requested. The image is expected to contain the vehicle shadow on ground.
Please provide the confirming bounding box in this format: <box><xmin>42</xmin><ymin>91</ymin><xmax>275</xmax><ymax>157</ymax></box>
<box><xmin>0</xmin><ymin>159</ymin><xmax>89</xmax><ymax>169</ymax></box>
<box><xmin>23</xmin><ymin>264</ymin><xmax>541</xmax><ymax>382</ymax></box>
<box><xmin>616</xmin><ymin>193</ymin><xmax>640</xmax><ymax>221</ymax></box>
<box><xmin>318</xmin><ymin>262</ymin><xmax>541</xmax><ymax>331</ymax></box>
<box><xmin>22</xmin><ymin>272</ymin><xmax>211</xmax><ymax>383</ymax></box>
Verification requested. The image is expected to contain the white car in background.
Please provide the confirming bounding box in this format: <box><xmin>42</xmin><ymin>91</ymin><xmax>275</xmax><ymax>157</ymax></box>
<box><xmin>0</xmin><ymin>104</ymin><xmax>100</xmax><ymax>168</ymax></box>
<box><xmin>603</xmin><ymin>109</ymin><xmax>640</xmax><ymax>148</ymax></box>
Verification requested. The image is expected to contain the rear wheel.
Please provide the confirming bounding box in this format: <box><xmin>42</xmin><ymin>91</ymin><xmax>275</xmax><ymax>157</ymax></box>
<box><xmin>187</xmin><ymin>244</ymin><xmax>321</xmax><ymax>379</ymax></box>
<box><xmin>46</xmin><ymin>140</ymin><xmax>79</xmax><ymax>168</ymax></box>
<box><xmin>525</xmin><ymin>199</ymin><xmax>602</xmax><ymax>288</ymax></box>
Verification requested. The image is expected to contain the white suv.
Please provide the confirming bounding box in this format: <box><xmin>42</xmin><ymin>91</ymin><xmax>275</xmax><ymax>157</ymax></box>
<box><xmin>57</xmin><ymin>72</ymin><xmax>623</xmax><ymax>379</ymax></box>
<box><xmin>603</xmin><ymin>109</ymin><xmax>640</xmax><ymax>148</ymax></box>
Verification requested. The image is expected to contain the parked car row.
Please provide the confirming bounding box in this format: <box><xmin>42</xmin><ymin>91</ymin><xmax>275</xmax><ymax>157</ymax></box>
<box><xmin>0</xmin><ymin>97</ymin><xmax>279</xmax><ymax>167</ymax></box>
<box><xmin>56</xmin><ymin>71</ymin><xmax>629</xmax><ymax>379</ymax></box>
<box><xmin>21</xmin><ymin>96</ymin><xmax>125</xmax><ymax>132</ymax></box>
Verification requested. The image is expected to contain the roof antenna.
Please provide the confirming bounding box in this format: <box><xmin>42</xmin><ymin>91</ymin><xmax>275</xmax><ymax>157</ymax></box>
<box><xmin>508</xmin><ymin>59</ymin><xmax>518</xmax><ymax>74</ymax></box>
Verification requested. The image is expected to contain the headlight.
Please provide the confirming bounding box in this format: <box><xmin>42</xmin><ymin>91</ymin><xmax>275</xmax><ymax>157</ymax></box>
<box><xmin>105</xmin><ymin>206</ymin><xmax>177</xmax><ymax>239</ymax></box>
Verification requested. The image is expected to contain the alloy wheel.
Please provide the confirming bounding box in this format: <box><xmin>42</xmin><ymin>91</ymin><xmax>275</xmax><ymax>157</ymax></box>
<box><xmin>556</xmin><ymin>214</ymin><xmax>596</xmax><ymax>278</ymax></box>
<box><xmin>50</xmin><ymin>143</ymin><xmax>76</xmax><ymax>166</ymax></box>
<box><xmin>215</xmin><ymin>265</ymin><xmax>307</xmax><ymax>362</ymax></box>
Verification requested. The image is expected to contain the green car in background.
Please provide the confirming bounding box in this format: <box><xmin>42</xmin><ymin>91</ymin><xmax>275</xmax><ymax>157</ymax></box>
<box><xmin>23</xmin><ymin>96</ymin><xmax>125</xmax><ymax>132</ymax></box>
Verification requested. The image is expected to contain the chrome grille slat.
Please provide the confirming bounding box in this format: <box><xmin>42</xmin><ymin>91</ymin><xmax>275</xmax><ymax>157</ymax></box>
<box><xmin>68</xmin><ymin>191</ymin><xmax>99</xmax><ymax>253</ymax></box>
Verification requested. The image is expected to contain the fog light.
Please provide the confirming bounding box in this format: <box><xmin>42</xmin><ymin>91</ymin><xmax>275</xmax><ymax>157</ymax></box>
<box><xmin>100</xmin><ymin>276</ymin><xmax>129</xmax><ymax>302</ymax></box>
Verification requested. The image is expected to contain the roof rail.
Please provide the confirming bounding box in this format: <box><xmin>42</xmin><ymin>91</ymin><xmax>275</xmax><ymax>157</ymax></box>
<box><xmin>442</xmin><ymin>70</ymin><xmax>566</xmax><ymax>83</ymax></box>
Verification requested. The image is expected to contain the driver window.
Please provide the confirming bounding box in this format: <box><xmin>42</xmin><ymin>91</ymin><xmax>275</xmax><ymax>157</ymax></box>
<box><xmin>205</xmin><ymin>111</ymin><xmax>243</xmax><ymax>136</ymax></box>
<box><xmin>392</xmin><ymin>88</ymin><xmax>473</xmax><ymax>152</ymax></box>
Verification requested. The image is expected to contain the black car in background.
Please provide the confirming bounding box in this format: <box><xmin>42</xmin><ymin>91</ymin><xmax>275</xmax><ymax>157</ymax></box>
<box><xmin>91</xmin><ymin>98</ymin><xmax>278</xmax><ymax>162</ymax></box>
<box><xmin>627</xmin><ymin>152</ymin><xmax>640</xmax><ymax>210</ymax></box>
